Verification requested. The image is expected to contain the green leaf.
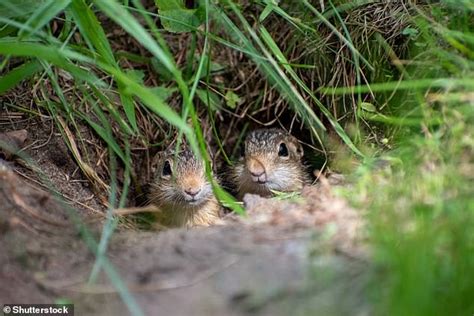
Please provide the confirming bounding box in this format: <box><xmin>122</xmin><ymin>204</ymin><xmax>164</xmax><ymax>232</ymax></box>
<box><xmin>402</xmin><ymin>27</ymin><xmax>419</xmax><ymax>37</ymax></box>
<box><xmin>360</xmin><ymin>102</ymin><xmax>377</xmax><ymax>113</ymax></box>
<box><xmin>154</xmin><ymin>0</ymin><xmax>184</xmax><ymax>11</ymax></box>
<box><xmin>125</xmin><ymin>69</ymin><xmax>145</xmax><ymax>83</ymax></box>
<box><xmin>224</xmin><ymin>90</ymin><xmax>241</xmax><ymax>109</ymax></box>
<box><xmin>0</xmin><ymin>60</ymin><xmax>42</xmax><ymax>95</ymax></box>
<box><xmin>151</xmin><ymin>86</ymin><xmax>176</xmax><ymax>101</ymax></box>
<box><xmin>259</xmin><ymin>3</ymin><xmax>274</xmax><ymax>22</ymax></box>
<box><xmin>155</xmin><ymin>0</ymin><xmax>204</xmax><ymax>33</ymax></box>
<box><xmin>196</xmin><ymin>89</ymin><xmax>221</xmax><ymax>110</ymax></box>
<box><xmin>159</xmin><ymin>9</ymin><xmax>202</xmax><ymax>33</ymax></box>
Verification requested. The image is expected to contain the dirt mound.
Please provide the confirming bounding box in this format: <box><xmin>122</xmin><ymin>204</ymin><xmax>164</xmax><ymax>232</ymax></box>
<box><xmin>0</xmin><ymin>158</ymin><xmax>369</xmax><ymax>315</ymax></box>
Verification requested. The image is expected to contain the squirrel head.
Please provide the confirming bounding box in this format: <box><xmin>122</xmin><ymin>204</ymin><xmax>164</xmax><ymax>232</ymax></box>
<box><xmin>234</xmin><ymin>128</ymin><xmax>307</xmax><ymax>198</ymax></box>
<box><xmin>150</xmin><ymin>149</ymin><xmax>214</xmax><ymax>210</ymax></box>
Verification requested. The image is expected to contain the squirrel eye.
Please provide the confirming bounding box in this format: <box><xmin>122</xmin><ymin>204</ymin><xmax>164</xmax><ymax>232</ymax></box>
<box><xmin>162</xmin><ymin>160</ymin><xmax>172</xmax><ymax>177</ymax></box>
<box><xmin>278</xmin><ymin>143</ymin><xmax>289</xmax><ymax>157</ymax></box>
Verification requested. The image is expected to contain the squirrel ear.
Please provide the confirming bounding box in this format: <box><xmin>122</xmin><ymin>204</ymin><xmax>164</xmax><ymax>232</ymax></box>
<box><xmin>286</xmin><ymin>135</ymin><xmax>304</xmax><ymax>158</ymax></box>
<box><xmin>296</xmin><ymin>143</ymin><xmax>304</xmax><ymax>158</ymax></box>
<box><xmin>290</xmin><ymin>141</ymin><xmax>304</xmax><ymax>159</ymax></box>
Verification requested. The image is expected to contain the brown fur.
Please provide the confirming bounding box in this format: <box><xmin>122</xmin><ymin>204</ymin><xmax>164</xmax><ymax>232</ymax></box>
<box><xmin>232</xmin><ymin>129</ymin><xmax>309</xmax><ymax>199</ymax></box>
<box><xmin>148</xmin><ymin>149</ymin><xmax>220</xmax><ymax>228</ymax></box>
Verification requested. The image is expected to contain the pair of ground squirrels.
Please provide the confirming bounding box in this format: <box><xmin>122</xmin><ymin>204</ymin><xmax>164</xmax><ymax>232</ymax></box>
<box><xmin>148</xmin><ymin>128</ymin><xmax>309</xmax><ymax>228</ymax></box>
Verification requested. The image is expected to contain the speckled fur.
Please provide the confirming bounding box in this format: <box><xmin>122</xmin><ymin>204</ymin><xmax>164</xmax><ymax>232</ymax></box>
<box><xmin>233</xmin><ymin>129</ymin><xmax>309</xmax><ymax>199</ymax></box>
<box><xmin>148</xmin><ymin>149</ymin><xmax>220</xmax><ymax>228</ymax></box>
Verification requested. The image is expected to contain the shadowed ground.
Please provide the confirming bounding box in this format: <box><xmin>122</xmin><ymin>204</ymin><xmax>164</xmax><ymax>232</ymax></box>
<box><xmin>0</xmin><ymin>160</ymin><xmax>369</xmax><ymax>315</ymax></box>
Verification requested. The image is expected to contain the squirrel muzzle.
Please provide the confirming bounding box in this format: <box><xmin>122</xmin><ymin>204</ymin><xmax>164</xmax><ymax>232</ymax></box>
<box><xmin>246</xmin><ymin>157</ymin><xmax>267</xmax><ymax>183</ymax></box>
<box><xmin>181</xmin><ymin>176</ymin><xmax>204</xmax><ymax>201</ymax></box>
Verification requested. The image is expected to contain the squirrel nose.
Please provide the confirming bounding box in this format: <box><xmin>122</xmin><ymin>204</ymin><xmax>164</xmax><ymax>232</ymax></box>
<box><xmin>247</xmin><ymin>158</ymin><xmax>266</xmax><ymax>177</ymax></box>
<box><xmin>185</xmin><ymin>187</ymin><xmax>201</xmax><ymax>197</ymax></box>
<box><xmin>250</xmin><ymin>170</ymin><xmax>265</xmax><ymax>177</ymax></box>
<box><xmin>247</xmin><ymin>158</ymin><xmax>267</xmax><ymax>183</ymax></box>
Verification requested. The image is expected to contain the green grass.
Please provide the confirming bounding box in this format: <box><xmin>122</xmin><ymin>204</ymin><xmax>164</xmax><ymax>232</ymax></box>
<box><xmin>347</xmin><ymin>105</ymin><xmax>474</xmax><ymax>314</ymax></box>
<box><xmin>1</xmin><ymin>0</ymin><xmax>473</xmax><ymax>315</ymax></box>
<box><xmin>338</xmin><ymin>2</ymin><xmax>474</xmax><ymax>314</ymax></box>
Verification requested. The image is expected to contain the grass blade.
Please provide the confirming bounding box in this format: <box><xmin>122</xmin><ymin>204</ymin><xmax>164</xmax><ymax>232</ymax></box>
<box><xmin>19</xmin><ymin>0</ymin><xmax>72</xmax><ymax>39</ymax></box>
<box><xmin>93</xmin><ymin>0</ymin><xmax>200</xmax><ymax>152</ymax></box>
<box><xmin>0</xmin><ymin>60</ymin><xmax>42</xmax><ymax>94</ymax></box>
<box><xmin>68</xmin><ymin>0</ymin><xmax>114</xmax><ymax>63</ymax></box>
<box><xmin>212</xmin><ymin>2</ymin><xmax>327</xmax><ymax>149</ymax></box>
<box><xmin>320</xmin><ymin>78</ymin><xmax>474</xmax><ymax>95</ymax></box>
<box><xmin>93</xmin><ymin>0</ymin><xmax>177</xmax><ymax>75</ymax></box>
<box><xmin>0</xmin><ymin>41</ymin><xmax>192</xmax><ymax>134</ymax></box>
<box><xmin>302</xmin><ymin>0</ymin><xmax>374</xmax><ymax>71</ymax></box>
<box><xmin>69</xmin><ymin>0</ymin><xmax>138</xmax><ymax>133</ymax></box>
<box><xmin>259</xmin><ymin>25</ymin><xmax>364</xmax><ymax>157</ymax></box>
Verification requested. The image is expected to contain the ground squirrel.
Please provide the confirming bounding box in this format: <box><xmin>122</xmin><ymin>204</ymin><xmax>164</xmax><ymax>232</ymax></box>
<box><xmin>148</xmin><ymin>149</ymin><xmax>220</xmax><ymax>228</ymax></box>
<box><xmin>232</xmin><ymin>128</ymin><xmax>309</xmax><ymax>199</ymax></box>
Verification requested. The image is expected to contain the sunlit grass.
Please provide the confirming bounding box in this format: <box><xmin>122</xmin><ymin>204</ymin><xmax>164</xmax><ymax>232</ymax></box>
<box><xmin>346</xmin><ymin>105</ymin><xmax>474</xmax><ymax>314</ymax></box>
<box><xmin>338</xmin><ymin>1</ymin><xmax>474</xmax><ymax>314</ymax></box>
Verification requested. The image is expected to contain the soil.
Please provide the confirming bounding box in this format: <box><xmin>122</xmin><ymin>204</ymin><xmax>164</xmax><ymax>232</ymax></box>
<box><xmin>0</xmin><ymin>118</ymin><xmax>369</xmax><ymax>315</ymax></box>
